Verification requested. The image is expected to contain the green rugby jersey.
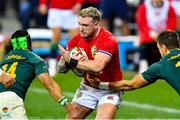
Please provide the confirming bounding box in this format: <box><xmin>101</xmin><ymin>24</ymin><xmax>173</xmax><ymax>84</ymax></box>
<box><xmin>0</xmin><ymin>49</ymin><xmax>48</xmax><ymax>100</ymax></box>
<box><xmin>142</xmin><ymin>49</ymin><xmax>180</xmax><ymax>95</ymax></box>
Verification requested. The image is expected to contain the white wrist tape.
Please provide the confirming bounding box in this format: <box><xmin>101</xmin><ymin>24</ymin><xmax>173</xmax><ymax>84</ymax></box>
<box><xmin>0</xmin><ymin>68</ymin><xmax>3</xmax><ymax>76</ymax></box>
<box><xmin>99</xmin><ymin>82</ymin><xmax>109</xmax><ymax>90</ymax></box>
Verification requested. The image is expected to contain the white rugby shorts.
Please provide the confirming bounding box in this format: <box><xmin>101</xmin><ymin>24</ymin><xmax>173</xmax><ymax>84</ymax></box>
<box><xmin>0</xmin><ymin>91</ymin><xmax>27</xmax><ymax>120</ymax></box>
<box><xmin>72</xmin><ymin>82</ymin><xmax>123</xmax><ymax>109</ymax></box>
<box><xmin>47</xmin><ymin>8</ymin><xmax>79</xmax><ymax>30</ymax></box>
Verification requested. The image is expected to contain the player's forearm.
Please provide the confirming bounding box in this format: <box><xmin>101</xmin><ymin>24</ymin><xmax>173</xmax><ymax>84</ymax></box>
<box><xmin>99</xmin><ymin>74</ymin><xmax>149</xmax><ymax>91</ymax></box>
<box><xmin>77</xmin><ymin>60</ymin><xmax>103</xmax><ymax>72</ymax></box>
<box><xmin>38</xmin><ymin>73</ymin><xmax>65</xmax><ymax>101</ymax></box>
<box><xmin>99</xmin><ymin>80</ymin><xmax>141</xmax><ymax>91</ymax></box>
<box><xmin>46</xmin><ymin>78</ymin><xmax>65</xmax><ymax>101</ymax></box>
<box><xmin>109</xmin><ymin>80</ymin><xmax>137</xmax><ymax>91</ymax></box>
<box><xmin>46</xmin><ymin>78</ymin><xmax>69</xmax><ymax>107</ymax></box>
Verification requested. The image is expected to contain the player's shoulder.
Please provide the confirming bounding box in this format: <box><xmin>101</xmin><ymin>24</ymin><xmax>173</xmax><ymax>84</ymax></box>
<box><xmin>2</xmin><ymin>49</ymin><xmax>27</xmax><ymax>61</ymax></box>
<box><xmin>70</xmin><ymin>33</ymin><xmax>82</xmax><ymax>41</ymax></box>
<box><xmin>26</xmin><ymin>51</ymin><xmax>44</xmax><ymax>63</ymax></box>
<box><xmin>100</xmin><ymin>28</ymin><xmax>113</xmax><ymax>36</ymax></box>
<box><xmin>68</xmin><ymin>33</ymin><xmax>82</xmax><ymax>46</ymax></box>
<box><xmin>150</xmin><ymin>62</ymin><xmax>161</xmax><ymax>68</ymax></box>
<box><xmin>99</xmin><ymin>28</ymin><xmax>117</xmax><ymax>42</ymax></box>
<box><xmin>163</xmin><ymin>49</ymin><xmax>180</xmax><ymax>61</ymax></box>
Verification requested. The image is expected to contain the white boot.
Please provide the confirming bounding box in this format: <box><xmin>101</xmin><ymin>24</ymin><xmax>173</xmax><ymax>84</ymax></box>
<box><xmin>48</xmin><ymin>58</ymin><xmax>57</xmax><ymax>77</ymax></box>
<box><xmin>138</xmin><ymin>59</ymin><xmax>148</xmax><ymax>73</ymax></box>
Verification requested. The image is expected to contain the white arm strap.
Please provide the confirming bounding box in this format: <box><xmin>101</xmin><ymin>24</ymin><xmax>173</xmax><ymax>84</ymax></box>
<box><xmin>99</xmin><ymin>82</ymin><xmax>109</xmax><ymax>90</ymax></box>
<box><xmin>0</xmin><ymin>68</ymin><xmax>3</xmax><ymax>76</ymax></box>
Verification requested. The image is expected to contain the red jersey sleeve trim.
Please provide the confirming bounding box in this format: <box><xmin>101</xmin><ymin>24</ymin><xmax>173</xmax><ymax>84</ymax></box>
<box><xmin>98</xmin><ymin>50</ymin><xmax>112</xmax><ymax>57</ymax></box>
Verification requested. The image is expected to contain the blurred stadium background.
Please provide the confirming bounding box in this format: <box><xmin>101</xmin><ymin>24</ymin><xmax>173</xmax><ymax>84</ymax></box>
<box><xmin>1</xmin><ymin>0</ymin><xmax>180</xmax><ymax>119</ymax></box>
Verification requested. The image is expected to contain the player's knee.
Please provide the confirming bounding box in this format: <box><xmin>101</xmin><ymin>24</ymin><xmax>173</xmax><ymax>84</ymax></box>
<box><xmin>67</xmin><ymin>112</ymin><xmax>79</xmax><ymax>119</ymax></box>
<box><xmin>71</xmin><ymin>115</ymin><xmax>79</xmax><ymax>119</ymax></box>
<box><xmin>69</xmin><ymin>111</ymin><xmax>89</xmax><ymax>119</ymax></box>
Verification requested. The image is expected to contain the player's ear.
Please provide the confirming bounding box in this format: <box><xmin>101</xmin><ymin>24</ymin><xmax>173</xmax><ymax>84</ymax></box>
<box><xmin>163</xmin><ymin>45</ymin><xmax>169</xmax><ymax>53</ymax></box>
<box><xmin>161</xmin><ymin>44</ymin><xmax>168</xmax><ymax>54</ymax></box>
<box><xmin>94</xmin><ymin>22</ymin><xmax>99</xmax><ymax>29</ymax></box>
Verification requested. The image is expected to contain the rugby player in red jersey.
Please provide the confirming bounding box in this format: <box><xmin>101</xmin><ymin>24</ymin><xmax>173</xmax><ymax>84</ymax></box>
<box><xmin>58</xmin><ymin>7</ymin><xmax>123</xmax><ymax>119</ymax></box>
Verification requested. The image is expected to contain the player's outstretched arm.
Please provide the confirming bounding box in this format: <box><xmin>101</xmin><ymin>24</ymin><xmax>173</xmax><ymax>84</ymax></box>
<box><xmin>87</xmin><ymin>74</ymin><xmax>150</xmax><ymax>91</ymax></box>
<box><xmin>38</xmin><ymin>73</ymin><xmax>72</xmax><ymax>110</ymax></box>
<box><xmin>0</xmin><ymin>69</ymin><xmax>15</xmax><ymax>88</ymax></box>
<box><xmin>109</xmin><ymin>74</ymin><xmax>149</xmax><ymax>91</ymax></box>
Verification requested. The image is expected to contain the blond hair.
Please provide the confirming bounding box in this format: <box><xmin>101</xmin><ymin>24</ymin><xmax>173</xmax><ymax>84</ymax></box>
<box><xmin>79</xmin><ymin>7</ymin><xmax>101</xmax><ymax>22</ymax></box>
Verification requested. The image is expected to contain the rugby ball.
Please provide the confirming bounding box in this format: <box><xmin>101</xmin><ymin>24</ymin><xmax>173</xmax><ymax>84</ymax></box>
<box><xmin>69</xmin><ymin>47</ymin><xmax>88</xmax><ymax>77</ymax></box>
<box><xmin>69</xmin><ymin>47</ymin><xmax>88</xmax><ymax>59</ymax></box>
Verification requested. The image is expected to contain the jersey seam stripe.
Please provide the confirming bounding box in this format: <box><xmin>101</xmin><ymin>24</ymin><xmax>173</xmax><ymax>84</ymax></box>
<box><xmin>98</xmin><ymin>50</ymin><xmax>112</xmax><ymax>57</ymax></box>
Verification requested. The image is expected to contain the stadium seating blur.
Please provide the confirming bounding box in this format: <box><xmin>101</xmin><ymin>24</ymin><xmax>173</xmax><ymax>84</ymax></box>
<box><xmin>28</xmin><ymin>28</ymin><xmax>69</xmax><ymax>58</ymax></box>
<box><xmin>117</xmin><ymin>36</ymin><xmax>139</xmax><ymax>70</ymax></box>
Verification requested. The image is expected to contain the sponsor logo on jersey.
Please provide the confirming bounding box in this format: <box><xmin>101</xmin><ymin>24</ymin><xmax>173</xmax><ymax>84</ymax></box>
<box><xmin>91</xmin><ymin>46</ymin><xmax>97</xmax><ymax>58</ymax></box>
<box><xmin>2</xmin><ymin>107</ymin><xmax>8</xmax><ymax>113</ymax></box>
<box><xmin>76</xmin><ymin>91</ymin><xmax>83</xmax><ymax>99</ymax></box>
<box><xmin>107</xmin><ymin>96</ymin><xmax>114</xmax><ymax>100</ymax></box>
<box><xmin>2</xmin><ymin>107</ymin><xmax>11</xmax><ymax>118</ymax></box>
<box><xmin>7</xmin><ymin>55</ymin><xmax>25</xmax><ymax>60</ymax></box>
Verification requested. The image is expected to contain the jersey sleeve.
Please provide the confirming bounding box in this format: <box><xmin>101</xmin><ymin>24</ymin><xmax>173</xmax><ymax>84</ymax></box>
<box><xmin>142</xmin><ymin>62</ymin><xmax>162</xmax><ymax>83</ymax></box>
<box><xmin>67</xmin><ymin>34</ymin><xmax>80</xmax><ymax>50</ymax></box>
<box><xmin>30</xmin><ymin>53</ymin><xmax>49</xmax><ymax>76</ymax></box>
<box><xmin>34</xmin><ymin>60</ymin><xmax>48</xmax><ymax>76</ymax></box>
<box><xmin>98</xmin><ymin>36</ymin><xmax>117</xmax><ymax>57</ymax></box>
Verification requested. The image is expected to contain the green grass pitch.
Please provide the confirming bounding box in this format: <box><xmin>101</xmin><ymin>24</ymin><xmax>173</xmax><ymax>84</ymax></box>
<box><xmin>25</xmin><ymin>71</ymin><xmax>180</xmax><ymax>119</ymax></box>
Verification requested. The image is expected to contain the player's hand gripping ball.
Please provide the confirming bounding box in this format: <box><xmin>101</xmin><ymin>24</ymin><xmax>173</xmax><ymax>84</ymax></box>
<box><xmin>69</xmin><ymin>47</ymin><xmax>88</xmax><ymax>77</ymax></box>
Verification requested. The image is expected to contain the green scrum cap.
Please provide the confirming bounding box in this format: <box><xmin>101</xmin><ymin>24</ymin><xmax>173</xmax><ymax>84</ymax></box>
<box><xmin>11</xmin><ymin>36</ymin><xmax>29</xmax><ymax>50</ymax></box>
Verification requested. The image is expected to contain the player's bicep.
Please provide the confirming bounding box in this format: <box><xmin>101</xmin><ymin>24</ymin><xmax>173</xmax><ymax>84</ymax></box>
<box><xmin>34</xmin><ymin>61</ymin><xmax>49</xmax><ymax>76</ymax></box>
<box><xmin>94</xmin><ymin>52</ymin><xmax>111</xmax><ymax>69</ymax></box>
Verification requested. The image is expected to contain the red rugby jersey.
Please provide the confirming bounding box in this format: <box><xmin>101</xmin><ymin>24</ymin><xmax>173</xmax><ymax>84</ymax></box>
<box><xmin>39</xmin><ymin>0</ymin><xmax>83</xmax><ymax>9</ymax></box>
<box><xmin>67</xmin><ymin>28</ymin><xmax>122</xmax><ymax>84</ymax></box>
